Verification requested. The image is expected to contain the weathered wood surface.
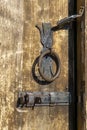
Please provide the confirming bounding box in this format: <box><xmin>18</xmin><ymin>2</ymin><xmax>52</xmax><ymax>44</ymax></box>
<box><xmin>85</xmin><ymin>0</ymin><xmax>87</xmax><ymax>130</ymax></box>
<box><xmin>76</xmin><ymin>0</ymin><xmax>85</xmax><ymax>130</ymax></box>
<box><xmin>0</xmin><ymin>0</ymin><xmax>69</xmax><ymax>130</ymax></box>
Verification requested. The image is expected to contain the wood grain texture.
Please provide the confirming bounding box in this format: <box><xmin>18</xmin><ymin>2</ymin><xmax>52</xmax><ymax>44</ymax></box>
<box><xmin>0</xmin><ymin>0</ymin><xmax>69</xmax><ymax>130</ymax></box>
<box><xmin>0</xmin><ymin>0</ymin><xmax>24</xmax><ymax>130</ymax></box>
<box><xmin>76</xmin><ymin>0</ymin><xmax>85</xmax><ymax>130</ymax></box>
<box><xmin>85</xmin><ymin>0</ymin><xmax>87</xmax><ymax>129</ymax></box>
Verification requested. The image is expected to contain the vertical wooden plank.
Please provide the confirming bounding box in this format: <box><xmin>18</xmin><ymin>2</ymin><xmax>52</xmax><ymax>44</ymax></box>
<box><xmin>85</xmin><ymin>0</ymin><xmax>87</xmax><ymax>129</ymax></box>
<box><xmin>77</xmin><ymin>0</ymin><xmax>85</xmax><ymax>130</ymax></box>
<box><xmin>0</xmin><ymin>0</ymin><xmax>24</xmax><ymax>130</ymax></box>
<box><xmin>22</xmin><ymin>0</ymin><xmax>69</xmax><ymax>130</ymax></box>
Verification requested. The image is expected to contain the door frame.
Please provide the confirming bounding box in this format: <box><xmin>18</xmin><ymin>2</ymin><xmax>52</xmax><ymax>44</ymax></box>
<box><xmin>69</xmin><ymin>0</ymin><xmax>85</xmax><ymax>130</ymax></box>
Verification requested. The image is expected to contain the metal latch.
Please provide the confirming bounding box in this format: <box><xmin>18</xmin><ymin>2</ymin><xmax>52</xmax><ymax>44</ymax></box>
<box><xmin>32</xmin><ymin>6</ymin><xmax>84</xmax><ymax>83</ymax></box>
<box><xmin>16</xmin><ymin>7</ymin><xmax>84</xmax><ymax>110</ymax></box>
<box><xmin>17</xmin><ymin>92</ymin><xmax>71</xmax><ymax>110</ymax></box>
<box><xmin>52</xmin><ymin>6</ymin><xmax>84</xmax><ymax>31</ymax></box>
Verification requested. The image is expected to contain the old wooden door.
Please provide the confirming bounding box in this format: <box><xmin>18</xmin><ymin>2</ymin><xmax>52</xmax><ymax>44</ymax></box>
<box><xmin>0</xmin><ymin>0</ymin><xmax>76</xmax><ymax>130</ymax></box>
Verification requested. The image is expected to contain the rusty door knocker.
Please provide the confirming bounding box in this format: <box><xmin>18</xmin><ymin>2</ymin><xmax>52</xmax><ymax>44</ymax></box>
<box><xmin>35</xmin><ymin>6</ymin><xmax>84</xmax><ymax>83</ymax></box>
<box><xmin>36</xmin><ymin>23</ymin><xmax>61</xmax><ymax>82</ymax></box>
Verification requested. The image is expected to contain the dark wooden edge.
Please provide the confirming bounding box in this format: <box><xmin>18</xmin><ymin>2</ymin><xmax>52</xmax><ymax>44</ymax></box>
<box><xmin>68</xmin><ymin>0</ymin><xmax>77</xmax><ymax>130</ymax></box>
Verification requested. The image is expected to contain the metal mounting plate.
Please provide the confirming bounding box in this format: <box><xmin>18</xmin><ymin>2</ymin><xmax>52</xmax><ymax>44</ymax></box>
<box><xmin>17</xmin><ymin>91</ymin><xmax>71</xmax><ymax>108</ymax></box>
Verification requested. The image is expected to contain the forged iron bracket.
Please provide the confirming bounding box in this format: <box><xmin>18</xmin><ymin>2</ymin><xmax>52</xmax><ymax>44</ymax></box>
<box><xmin>51</xmin><ymin>6</ymin><xmax>85</xmax><ymax>31</ymax></box>
<box><xmin>36</xmin><ymin>23</ymin><xmax>53</xmax><ymax>49</ymax></box>
<box><xmin>36</xmin><ymin>23</ymin><xmax>53</xmax><ymax>79</ymax></box>
<box><xmin>17</xmin><ymin>91</ymin><xmax>71</xmax><ymax>109</ymax></box>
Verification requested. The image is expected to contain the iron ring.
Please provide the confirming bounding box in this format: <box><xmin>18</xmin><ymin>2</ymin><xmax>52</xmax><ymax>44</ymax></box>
<box><xmin>38</xmin><ymin>49</ymin><xmax>61</xmax><ymax>82</ymax></box>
